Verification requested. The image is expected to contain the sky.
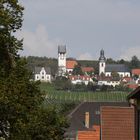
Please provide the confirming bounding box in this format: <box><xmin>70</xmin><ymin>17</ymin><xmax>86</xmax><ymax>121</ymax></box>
<box><xmin>18</xmin><ymin>0</ymin><xmax>140</xmax><ymax>60</ymax></box>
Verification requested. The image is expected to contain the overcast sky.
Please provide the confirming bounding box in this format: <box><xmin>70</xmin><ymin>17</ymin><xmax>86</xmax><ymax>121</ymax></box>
<box><xmin>19</xmin><ymin>0</ymin><xmax>140</xmax><ymax>60</ymax></box>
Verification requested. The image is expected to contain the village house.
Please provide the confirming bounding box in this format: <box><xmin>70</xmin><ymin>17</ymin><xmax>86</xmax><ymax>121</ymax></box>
<box><xmin>132</xmin><ymin>68</ymin><xmax>140</xmax><ymax>78</ymax></box>
<box><xmin>81</xmin><ymin>67</ymin><xmax>94</xmax><ymax>76</ymax></box>
<box><xmin>69</xmin><ymin>75</ymin><xmax>93</xmax><ymax>85</ymax></box>
<box><xmin>66</xmin><ymin>59</ymin><xmax>78</xmax><ymax>74</ymax></box>
<box><xmin>97</xmin><ymin>76</ymin><xmax>120</xmax><ymax>87</ymax></box>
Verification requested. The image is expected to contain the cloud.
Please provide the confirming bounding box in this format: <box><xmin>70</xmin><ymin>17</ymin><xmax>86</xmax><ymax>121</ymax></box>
<box><xmin>18</xmin><ymin>25</ymin><xmax>63</xmax><ymax>57</ymax></box>
<box><xmin>77</xmin><ymin>52</ymin><xmax>93</xmax><ymax>60</ymax></box>
<box><xmin>19</xmin><ymin>0</ymin><xmax>140</xmax><ymax>60</ymax></box>
<box><xmin>119</xmin><ymin>46</ymin><xmax>140</xmax><ymax>60</ymax></box>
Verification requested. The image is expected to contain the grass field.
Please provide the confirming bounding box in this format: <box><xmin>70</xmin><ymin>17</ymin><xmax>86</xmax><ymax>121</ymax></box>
<box><xmin>40</xmin><ymin>83</ymin><xmax>130</xmax><ymax>102</ymax></box>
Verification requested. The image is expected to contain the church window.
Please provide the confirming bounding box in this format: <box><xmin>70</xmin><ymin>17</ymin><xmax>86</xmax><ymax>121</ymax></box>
<box><xmin>60</xmin><ymin>54</ymin><xmax>64</xmax><ymax>60</ymax></box>
<box><xmin>102</xmin><ymin>63</ymin><xmax>103</xmax><ymax>67</ymax></box>
<box><xmin>95</xmin><ymin>110</ymin><xmax>100</xmax><ymax>115</ymax></box>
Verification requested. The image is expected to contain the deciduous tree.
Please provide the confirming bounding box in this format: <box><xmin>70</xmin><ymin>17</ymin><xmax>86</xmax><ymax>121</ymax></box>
<box><xmin>0</xmin><ymin>1</ymin><xmax>68</xmax><ymax>139</ymax></box>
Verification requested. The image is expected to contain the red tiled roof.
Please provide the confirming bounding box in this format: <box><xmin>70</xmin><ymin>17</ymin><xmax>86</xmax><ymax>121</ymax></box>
<box><xmin>101</xmin><ymin>106</ymin><xmax>135</xmax><ymax>140</ymax></box>
<box><xmin>127</xmin><ymin>84</ymin><xmax>139</xmax><ymax>90</ymax></box>
<box><xmin>82</xmin><ymin>67</ymin><xmax>94</xmax><ymax>72</ymax></box>
<box><xmin>132</xmin><ymin>69</ymin><xmax>140</xmax><ymax>75</ymax></box>
<box><xmin>78</xmin><ymin>125</ymin><xmax>100</xmax><ymax>140</ymax></box>
<box><xmin>66</xmin><ymin>60</ymin><xmax>78</xmax><ymax>69</ymax></box>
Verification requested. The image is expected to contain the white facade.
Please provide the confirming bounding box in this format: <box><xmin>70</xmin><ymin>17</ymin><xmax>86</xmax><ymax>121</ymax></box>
<box><xmin>98</xmin><ymin>80</ymin><xmax>120</xmax><ymax>87</ymax></box>
<box><xmin>70</xmin><ymin>76</ymin><xmax>93</xmax><ymax>85</ymax></box>
<box><xmin>58</xmin><ymin>45</ymin><xmax>66</xmax><ymax>76</ymax></box>
<box><xmin>99</xmin><ymin>62</ymin><xmax>106</xmax><ymax>75</ymax></box>
<box><xmin>99</xmin><ymin>49</ymin><xmax>106</xmax><ymax>75</ymax></box>
<box><xmin>34</xmin><ymin>67</ymin><xmax>51</xmax><ymax>82</ymax></box>
<box><xmin>105</xmin><ymin>72</ymin><xmax>130</xmax><ymax>77</ymax></box>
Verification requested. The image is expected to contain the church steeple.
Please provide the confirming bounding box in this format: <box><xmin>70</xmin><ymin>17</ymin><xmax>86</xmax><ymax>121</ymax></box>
<box><xmin>58</xmin><ymin>45</ymin><xmax>66</xmax><ymax>76</ymax></box>
<box><xmin>99</xmin><ymin>49</ymin><xmax>106</xmax><ymax>61</ymax></box>
<box><xmin>99</xmin><ymin>49</ymin><xmax>106</xmax><ymax>75</ymax></box>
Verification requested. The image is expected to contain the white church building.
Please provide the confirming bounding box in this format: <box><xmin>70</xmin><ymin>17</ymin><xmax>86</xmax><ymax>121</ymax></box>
<box><xmin>99</xmin><ymin>49</ymin><xmax>131</xmax><ymax>77</ymax></box>
<box><xmin>34</xmin><ymin>67</ymin><xmax>52</xmax><ymax>82</ymax></box>
<box><xmin>58</xmin><ymin>45</ymin><xmax>67</xmax><ymax>76</ymax></box>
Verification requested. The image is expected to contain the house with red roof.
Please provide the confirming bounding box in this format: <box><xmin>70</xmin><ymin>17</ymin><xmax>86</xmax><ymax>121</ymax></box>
<box><xmin>132</xmin><ymin>69</ymin><xmax>140</xmax><ymax>78</ymax></box>
<box><xmin>97</xmin><ymin>76</ymin><xmax>120</xmax><ymax>87</ymax></box>
<box><xmin>66</xmin><ymin>60</ymin><xmax>78</xmax><ymax>74</ymax></box>
<box><xmin>81</xmin><ymin>67</ymin><xmax>94</xmax><ymax>76</ymax></box>
<box><xmin>69</xmin><ymin>75</ymin><xmax>93</xmax><ymax>85</ymax></box>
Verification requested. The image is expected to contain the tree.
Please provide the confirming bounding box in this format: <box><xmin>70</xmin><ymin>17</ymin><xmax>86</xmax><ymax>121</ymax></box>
<box><xmin>130</xmin><ymin>55</ymin><xmax>140</xmax><ymax>69</ymax></box>
<box><xmin>72</xmin><ymin>64</ymin><xmax>83</xmax><ymax>75</ymax></box>
<box><xmin>0</xmin><ymin>1</ymin><xmax>68</xmax><ymax>139</ymax></box>
<box><xmin>0</xmin><ymin>0</ymin><xmax>24</xmax><ymax>73</ymax></box>
<box><xmin>53</xmin><ymin>76</ymin><xmax>72</xmax><ymax>90</ymax></box>
<box><xmin>106</xmin><ymin>58</ymin><xmax>116</xmax><ymax>64</ymax></box>
<box><xmin>111</xmin><ymin>71</ymin><xmax>120</xmax><ymax>80</ymax></box>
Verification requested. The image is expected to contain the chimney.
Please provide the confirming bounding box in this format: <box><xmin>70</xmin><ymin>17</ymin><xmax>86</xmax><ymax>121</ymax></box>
<box><xmin>85</xmin><ymin>112</ymin><xmax>89</xmax><ymax>128</ymax></box>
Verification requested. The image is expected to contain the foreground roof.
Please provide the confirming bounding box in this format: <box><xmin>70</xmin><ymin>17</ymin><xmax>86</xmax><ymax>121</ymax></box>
<box><xmin>66</xmin><ymin>102</ymin><xmax>129</xmax><ymax>138</ymax></box>
<box><xmin>78</xmin><ymin>125</ymin><xmax>100</xmax><ymax>140</ymax></box>
<box><xmin>101</xmin><ymin>106</ymin><xmax>135</xmax><ymax>140</ymax></box>
<box><xmin>127</xmin><ymin>86</ymin><xmax>140</xmax><ymax>99</ymax></box>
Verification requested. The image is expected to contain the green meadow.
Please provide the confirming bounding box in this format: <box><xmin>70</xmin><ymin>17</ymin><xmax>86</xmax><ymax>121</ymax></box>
<box><xmin>40</xmin><ymin>82</ymin><xmax>129</xmax><ymax>103</ymax></box>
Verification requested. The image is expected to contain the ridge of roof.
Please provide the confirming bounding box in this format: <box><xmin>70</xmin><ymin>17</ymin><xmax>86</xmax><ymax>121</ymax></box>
<box><xmin>127</xmin><ymin>86</ymin><xmax>140</xmax><ymax>99</ymax></box>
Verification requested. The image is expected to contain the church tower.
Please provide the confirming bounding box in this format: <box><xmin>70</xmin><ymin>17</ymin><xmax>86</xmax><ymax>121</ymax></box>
<box><xmin>99</xmin><ymin>49</ymin><xmax>106</xmax><ymax>75</ymax></box>
<box><xmin>58</xmin><ymin>45</ymin><xmax>66</xmax><ymax>76</ymax></box>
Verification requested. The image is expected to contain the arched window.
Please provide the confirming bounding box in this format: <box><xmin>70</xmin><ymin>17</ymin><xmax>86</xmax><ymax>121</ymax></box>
<box><xmin>102</xmin><ymin>63</ymin><xmax>104</xmax><ymax>67</ymax></box>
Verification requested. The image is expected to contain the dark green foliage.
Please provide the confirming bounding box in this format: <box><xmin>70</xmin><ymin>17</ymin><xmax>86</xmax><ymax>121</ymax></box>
<box><xmin>106</xmin><ymin>58</ymin><xmax>117</xmax><ymax>64</ymax></box>
<box><xmin>53</xmin><ymin>76</ymin><xmax>72</xmax><ymax>90</ymax></box>
<box><xmin>111</xmin><ymin>71</ymin><xmax>120</xmax><ymax>80</ymax></box>
<box><xmin>0</xmin><ymin>0</ymin><xmax>68</xmax><ymax>139</ymax></box>
<box><xmin>26</xmin><ymin>56</ymin><xmax>58</xmax><ymax>76</ymax></box>
<box><xmin>28</xmin><ymin>107</ymin><xmax>69</xmax><ymax>140</ymax></box>
<box><xmin>72</xmin><ymin>63</ymin><xmax>83</xmax><ymax>75</ymax></box>
<box><xmin>0</xmin><ymin>0</ymin><xmax>24</xmax><ymax>74</ymax></box>
<box><xmin>130</xmin><ymin>55</ymin><xmax>140</xmax><ymax>69</ymax></box>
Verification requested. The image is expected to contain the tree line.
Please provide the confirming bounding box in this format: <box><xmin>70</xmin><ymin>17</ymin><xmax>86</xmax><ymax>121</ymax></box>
<box><xmin>26</xmin><ymin>55</ymin><xmax>140</xmax><ymax>75</ymax></box>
